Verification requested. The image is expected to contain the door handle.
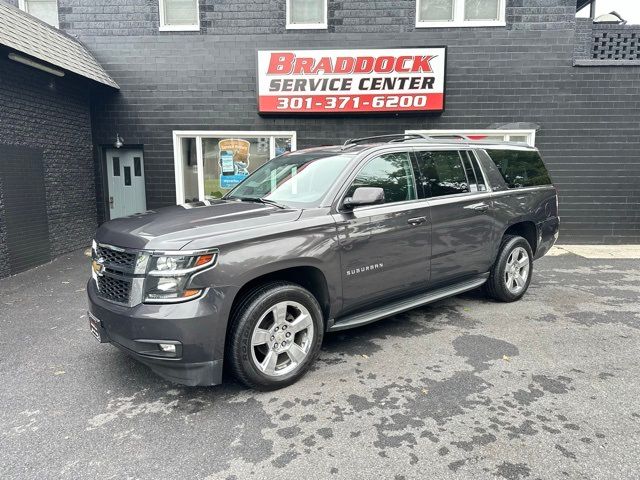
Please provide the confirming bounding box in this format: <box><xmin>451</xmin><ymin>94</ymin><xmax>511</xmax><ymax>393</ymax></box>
<box><xmin>109</xmin><ymin>196</ymin><xmax>114</xmax><ymax>208</ymax></box>
<box><xmin>472</xmin><ymin>203</ymin><xmax>489</xmax><ymax>213</ymax></box>
<box><xmin>407</xmin><ymin>216</ymin><xmax>427</xmax><ymax>226</ymax></box>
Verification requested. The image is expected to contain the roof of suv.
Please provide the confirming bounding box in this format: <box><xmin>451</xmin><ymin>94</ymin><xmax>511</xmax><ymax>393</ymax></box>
<box><xmin>291</xmin><ymin>134</ymin><xmax>536</xmax><ymax>157</ymax></box>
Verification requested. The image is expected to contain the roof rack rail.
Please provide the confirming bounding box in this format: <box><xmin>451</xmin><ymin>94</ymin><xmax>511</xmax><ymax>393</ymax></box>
<box><xmin>342</xmin><ymin>134</ymin><xmax>427</xmax><ymax>149</ymax></box>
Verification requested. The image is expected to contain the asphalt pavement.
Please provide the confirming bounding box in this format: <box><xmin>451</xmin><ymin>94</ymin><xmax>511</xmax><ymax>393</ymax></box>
<box><xmin>1</xmin><ymin>248</ymin><xmax>639</xmax><ymax>479</ymax></box>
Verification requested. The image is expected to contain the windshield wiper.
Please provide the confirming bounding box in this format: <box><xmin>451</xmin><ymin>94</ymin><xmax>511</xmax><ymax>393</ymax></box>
<box><xmin>230</xmin><ymin>196</ymin><xmax>287</xmax><ymax>209</ymax></box>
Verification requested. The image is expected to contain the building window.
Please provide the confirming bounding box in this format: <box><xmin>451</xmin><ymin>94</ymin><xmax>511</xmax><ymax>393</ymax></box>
<box><xmin>286</xmin><ymin>0</ymin><xmax>327</xmax><ymax>30</ymax></box>
<box><xmin>159</xmin><ymin>0</ymin><xmax>199</xmax><ymax>31</ymax></box>
<box><xmin>173</xmin><ymin>131</ymin><xmax>297</xmax><ymax>203</ymax></box>
<box><xmin>19</xmin><ymin>0</ymin><xmax>59</xmax><ymax>28</ymax></box>
<box><xmin>416</xmin><ymin>0</ymin><xmax>505</xmax><ymax>28</ymax></box>
<box><xmin>405</xmin><ymin>129</ymin><xmax>536</xmax><ymax>147</ymax></box>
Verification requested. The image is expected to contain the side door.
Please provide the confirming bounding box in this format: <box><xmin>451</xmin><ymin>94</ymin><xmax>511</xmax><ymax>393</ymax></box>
<box><xmin>333</xmin><ymin>150</ymin><xmax>431</xmax><ymax>313</ymax></box>
<box><xmin>414</xmin><ymin>149</ymin><xmax>495</xmax><ymax>285</ymax></box>
<box><xmin>106</xmin><ymin>149</ymin><xmax>147</xmax><ymax>219</ymax></box>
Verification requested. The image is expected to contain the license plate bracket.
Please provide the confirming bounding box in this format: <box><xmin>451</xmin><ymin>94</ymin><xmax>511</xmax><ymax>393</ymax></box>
<box><xmin>88</xmin><ymin>312</ymin><xmax>108</xmax><ymax>343</ymax></box>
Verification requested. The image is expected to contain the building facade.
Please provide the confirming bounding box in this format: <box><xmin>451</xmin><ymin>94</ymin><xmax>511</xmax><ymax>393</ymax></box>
<box><xmin>0</xmin><ymin>2</ymin><xmax>118</xmax><ymax>277</ymax></box>
<box><xmin>1</xmin><ymin>0</ymin><xmax>639</xmax><ymax>277</ymax></box>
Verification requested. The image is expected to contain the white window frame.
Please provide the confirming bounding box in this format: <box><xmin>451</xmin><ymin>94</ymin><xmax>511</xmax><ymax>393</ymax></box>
<box><xmin>172</xmin><ymin>130</ymin><xmax>298</xmax><ymax>204</ymax></box>
<box><xmin>158</xmin><ymin>0</ymin><xmax>200</xmax><ymax>32</ymax></box>
<box><xmin>415</xmin><ymin>0</ymin><xmax>506</xmax><ymax>28</ymax></box>
<box><xmin>405</xmin><ymin>129</ymin><xmax>536</xmax><ymax>147</ymax></box>
<box><xmin>19</xmin><ymin>0</ymin><xmax>59</xmax><ymax>28</ymax></box>
<box><xmin>286</xmin><ymin>0</ymin><xmax>328</xmax><ymax>30</ymax></box>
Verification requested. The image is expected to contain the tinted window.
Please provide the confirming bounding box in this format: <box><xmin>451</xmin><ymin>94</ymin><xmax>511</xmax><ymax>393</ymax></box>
<box><xmin>467</xmin><ymin>151</ymin><xmax>487</xmax><ymax>191</ymax></box>
<box><xmin>346</xmin><ymin>152</ymin><xmax>417</xmax><ymax>204</ymax></box>
<box><xmin>461</xmin><ymin>153</ymin><xmax>478</xmax><ymax>192</ymax></box>
<box><xmin>487</xmin><ymin>149</ymin><xmax>552</xmax><ymax>188</ymax></box>
<box><xmin>112</xmin><ymin>157</ymin><xmax>120</xmax><ymax>176</ymax></box>
<box><xmin>124</xmin><ymin>166</ymin><xmax>131</xmax><ymax>186</ymax></box>
<box><xmin>416</xmin><ymin>151</ymin><xmax>469</xmax><ymax>197</ymax></box>
<box><xmin>134</xmin><ymin>157</ymin><xmax>142</xmax><ymax>177</ymax></box>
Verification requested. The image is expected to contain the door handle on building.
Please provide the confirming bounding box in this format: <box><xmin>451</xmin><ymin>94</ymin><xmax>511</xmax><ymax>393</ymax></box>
<box><xmin>407</xmin><ymin>216</ymin><xmax>427</xmax><ymax>226</ymax></box>
<box><xmin>109</xmin><ymin>196</ymin><xmax>114</xmax><ymax>208</ymax></box>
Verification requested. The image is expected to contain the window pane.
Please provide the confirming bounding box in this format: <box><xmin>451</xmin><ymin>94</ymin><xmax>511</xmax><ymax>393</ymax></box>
<box><xmin>464</xmin><ymin>0</ymin><xmax>500</xmax><ymax>20</ymax></box>
<box><xmin>164</xmin><ymin>0</ymin><xmax>198</xmax><ymax>26</ymax></box>
<box><xmin>486</xmin><ymin>149</ymin><xmax>552</xmax><ymax>188</ymax></box>
<box><xmin>25</xmin><ymin>0</ymin><xmax>58</xmax><ymax>27</ymax></box>
<box><xmin>467</xmin><ymin>152</ymin><xmax>487</xmax><ymax>191</ymax></box>
<box><xmin>461</xmin><ymin>153</ymin><xmax>478</xmax><ymax>192</ymax></box>
<box><xmin>228</xmin><ymin>153</ymin><xmax>350</xmax><ymax>207</ymax></box>
<box><xmin>134</xmin><ymin>157</ymin><xmax>142</xmax><ymax>176</ymax></box>
<box><xmin>202</xmin><ymin>137</ymin><xmax>272</xmax><ymax>199</ymax></box>
<box><xmin>346</xmin><ymin>152</ymin><xmax>417</xmax><ymax>204</ymax></box>
<box><xmin>181</xmin><ymin>137</ymin><xmax>199</xmax><ymax>203</ymax></box>
<box><xmin>508</xmin><ymin>135</ymin><xmax>528</xmax><ymax>144</ymax></box>
<box><xmin>419</xmin><ymin>0</ymin><xmax>454</xmax><ymax>22</ymax></box>
<box><xmin>417</xmin><ymin>150</ymin><xmax>469</xmax><ymax>197</ymax></box>
<box><xmin>124</xmin><ymin>166</ymin><xmax>132</xmax><ymax>186</ymax></box>
<box><xmin>112</xmin><ymin>157</ymin><xmax>120</xmax><ymax>177</ymax></box>
<box><xmin>290</xmin><ymin>0</ymin><xmax>325</xmax><ymax>24</ymax></box>
<box><xmin>275</xmin><ymin>137</ymin><xmax>293</xmax><ymax>156</ymax></box>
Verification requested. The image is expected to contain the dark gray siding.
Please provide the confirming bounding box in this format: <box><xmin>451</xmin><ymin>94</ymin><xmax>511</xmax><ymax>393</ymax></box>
<box><xmin>0</xmin><ymin>53</ymin><xmax>97</xmax><ymax>277</ymax></box>
<box><xmin>58</xmin><ymin>0</ymin><xmax>639</xmax><ymax>243</ymax></box>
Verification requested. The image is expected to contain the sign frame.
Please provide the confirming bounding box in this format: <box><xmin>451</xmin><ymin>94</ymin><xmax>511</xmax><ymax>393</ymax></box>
<box><xmin>255</xmin><ymin>45</ymin><xmax>447</xmax><ymax>116</ymax></box>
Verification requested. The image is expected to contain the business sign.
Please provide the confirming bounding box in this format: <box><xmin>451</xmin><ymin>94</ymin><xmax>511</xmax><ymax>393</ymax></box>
<box><xmin>257</xmin><ymin>47</ymin><xmax>446</xmax><ymax>114</ymax></box>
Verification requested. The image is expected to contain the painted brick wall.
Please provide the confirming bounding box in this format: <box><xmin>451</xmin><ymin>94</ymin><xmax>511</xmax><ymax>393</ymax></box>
<box><xmin>60</xmin><ymin>0</ymin><xmax>640</xmax><ymax>243</ymax></box>
<box><xmin>56</xmin><ymin>0</ymin><xmax>577</xmax><ymax>36</ymax></box>
<box><xmin>0</xmin><ymin>54</ymin><xmax>97</xmax><ymax>277</ymax></box>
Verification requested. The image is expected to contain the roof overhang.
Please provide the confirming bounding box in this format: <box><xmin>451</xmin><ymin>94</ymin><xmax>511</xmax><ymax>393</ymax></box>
<box><xmin>0</xmin><ymin>2</ymin><xmax>118</xmax><ymax>89</ymax></box>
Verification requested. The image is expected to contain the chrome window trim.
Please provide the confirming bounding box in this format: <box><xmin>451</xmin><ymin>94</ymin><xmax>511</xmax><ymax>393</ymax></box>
<box><xmin>427</xmin><ymin>191</ymin><xmax>493</xmax><ymax>207</ymax></box>
<box><xmin>467</xmin><ymin>149</ymin><xmax>492</xmax><ymax>192</ymax></box>
<box><xmin>490</xmin><ymin>185</ymin><xmax>555</xmax><ymax>197</ymax></box>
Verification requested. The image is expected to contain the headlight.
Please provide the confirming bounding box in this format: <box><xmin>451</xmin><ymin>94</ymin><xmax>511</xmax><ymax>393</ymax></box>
<box><xmin>144</xmin><ymin>250</ymin><xmax>217</xmax><ymax>303</ymax></box>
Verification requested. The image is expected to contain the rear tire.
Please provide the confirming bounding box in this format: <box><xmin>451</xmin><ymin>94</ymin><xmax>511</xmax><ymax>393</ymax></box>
<box><xmin>226</xmin><ymin>281</ymin><xmax>324</xmax><ymax>390</ymax></box>
<box><xmin>485</xmin><ymin>235</ymin><xmax>533</xmax><ymax>302</ymax></box>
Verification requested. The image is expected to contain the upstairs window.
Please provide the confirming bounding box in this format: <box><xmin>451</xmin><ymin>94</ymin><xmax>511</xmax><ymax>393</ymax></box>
<box><xmin>416</xmin><ymin>0</ymin><xmax>505</xmax><ymax>28</ymax></box>
<box><xmin>287</xmin><ymin>0</ymin><xmax>327</xmax><ymax>29</ymax></box>
<box><xmin>19</xmin><ymin>0</ymin><xmax>59</xmax><ymax>28</ymax></box>
<box><xmin>159</xmin><ymin>0</ymin><xmax>199</xmax><ymax>31</ymax></box>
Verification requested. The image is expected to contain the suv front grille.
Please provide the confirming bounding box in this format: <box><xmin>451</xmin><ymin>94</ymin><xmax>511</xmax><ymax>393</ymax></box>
<box><xmin>96</xmin><ymin>245</ymin><xmax>137</xmax><ymax>274</ymax></box>
<box><xmin>97</xmin><ymin>274</ymin><xmax>132</xmax><ymax>304</ymax></box>
<box><xmin>95</xmin><ymin>244</ymin><xmax>140</xmax><ymax>304</ymax></box>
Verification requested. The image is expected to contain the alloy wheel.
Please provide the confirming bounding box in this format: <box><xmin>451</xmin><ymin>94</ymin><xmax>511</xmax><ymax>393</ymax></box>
<box><xmin>250</xmin><ymin>301</ymin><xmax>314</xmax><ymax>377</ymax></box>
<box><xmin>504</xmin><ymin>246</ymin><xmax>530</xmax><ymax>294</ymax></box>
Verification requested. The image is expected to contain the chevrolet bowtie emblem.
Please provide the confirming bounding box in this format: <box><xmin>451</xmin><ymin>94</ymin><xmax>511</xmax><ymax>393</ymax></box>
<box><xmin>92</xmin><ymin>257</ymin><xmax>105</xmax><ymax>277</ymax></box>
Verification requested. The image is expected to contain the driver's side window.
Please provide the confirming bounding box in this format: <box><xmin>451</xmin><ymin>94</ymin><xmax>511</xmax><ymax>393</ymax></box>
<box><xmin>345</xmin><ymin>152</ymin><xmax>417</xmax><ymax>204</ymax></box>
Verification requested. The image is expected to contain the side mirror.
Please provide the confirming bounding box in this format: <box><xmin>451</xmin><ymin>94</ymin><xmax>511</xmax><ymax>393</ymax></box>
<box><xmin>343</xmin><ymin>187</ymin><xmax>385</xmax><ymax>209</ymax></box>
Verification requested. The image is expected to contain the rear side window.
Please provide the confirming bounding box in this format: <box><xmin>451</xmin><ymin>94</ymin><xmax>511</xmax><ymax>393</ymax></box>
<box><xmin>415</xmin><ymin>150</ymin><xmax>469</xmax><ymax>197</ymax></box>
<box><xmin>487</xmin><ymin>149</ymin><xmax>552</xmax><ymax>188</ymax></box>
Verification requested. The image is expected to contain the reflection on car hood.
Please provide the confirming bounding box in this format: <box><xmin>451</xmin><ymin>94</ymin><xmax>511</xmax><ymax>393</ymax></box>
<box><xmin>95</xmin><ymin>200</ymin><xmax>302</xmax><ymax>250</ymax></box>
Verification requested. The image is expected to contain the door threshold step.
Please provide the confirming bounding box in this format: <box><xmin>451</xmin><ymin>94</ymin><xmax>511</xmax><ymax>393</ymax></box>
<box><xmin>328</xmin><ymin>274</ymin><xmax>489</xmax><ymax>332</ymax></box>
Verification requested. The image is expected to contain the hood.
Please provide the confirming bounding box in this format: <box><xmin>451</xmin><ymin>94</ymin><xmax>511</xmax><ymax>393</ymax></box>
<box><xmin>95</xmin><ymin>200</ymin><xmax>302</xmax><ymax>250</ymax></box>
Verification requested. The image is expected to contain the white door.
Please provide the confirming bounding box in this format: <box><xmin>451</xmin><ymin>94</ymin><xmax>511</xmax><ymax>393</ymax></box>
<box><xmin>106</xmin><ymin>149</ymin><xmax>147</xmax><ymax>219</ymax></box>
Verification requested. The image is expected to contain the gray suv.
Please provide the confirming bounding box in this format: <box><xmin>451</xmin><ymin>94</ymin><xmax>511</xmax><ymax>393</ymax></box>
<box><xmin>87</xmin><ymin>134</ymin><xmax>559</xmax><ymax>390</ymax></box>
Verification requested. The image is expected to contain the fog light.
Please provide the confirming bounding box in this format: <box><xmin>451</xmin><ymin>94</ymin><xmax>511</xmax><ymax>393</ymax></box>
<box><xmin>159</xmin><ymin>343</ymin><xmax>176</xmax><ymax>353</ymax></box>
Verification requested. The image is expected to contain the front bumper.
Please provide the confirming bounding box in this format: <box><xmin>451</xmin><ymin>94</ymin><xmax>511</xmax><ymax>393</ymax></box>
<box><xmin>87</xmin><ymin>280</ymin><xmax>232</xmax><ymax>386</ymax></box>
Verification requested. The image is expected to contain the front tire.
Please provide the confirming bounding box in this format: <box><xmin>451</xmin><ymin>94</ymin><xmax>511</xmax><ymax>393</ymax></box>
<box><xmin>485</xmin><ymin>235</ymin><xmax>533</xmax><ymax>302</ymax></box>
<box><xmin>227</xmin><ymin>282</ymin><xmax>324</xmax><ymax>390</ymax></box>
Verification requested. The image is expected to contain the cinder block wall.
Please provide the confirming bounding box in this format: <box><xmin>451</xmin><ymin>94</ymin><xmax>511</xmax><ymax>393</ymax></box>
<box><xmin>0</xmin><ymin>54</ymin><xmax>97</xmax><ymax>277</ymax></box>
<box><xmin>56</xmin><ymin>0</ymin><xmax>640</xmax><ymax>243</ymax></box>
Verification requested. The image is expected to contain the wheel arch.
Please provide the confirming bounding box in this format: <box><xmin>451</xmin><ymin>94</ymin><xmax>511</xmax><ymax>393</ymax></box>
<box><xmin>503</xmin><ymin>220</ymin><xmax>538</xmax><ymax>255</ymax></box>
<box><xmin>228</xmin><ymin>264</ymin><xmax>332</xmax><ymax>335</ymax></box>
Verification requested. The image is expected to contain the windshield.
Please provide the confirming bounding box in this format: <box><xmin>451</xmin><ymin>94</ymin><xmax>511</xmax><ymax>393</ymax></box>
<box><xmin>225</xmin><ymin>152</ymin><xmax>352</xmax><ymax>207</ymax></box>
